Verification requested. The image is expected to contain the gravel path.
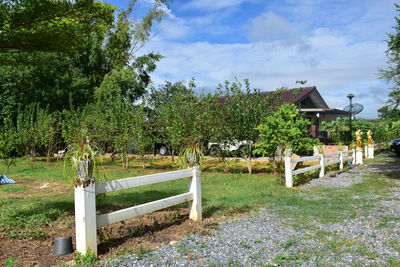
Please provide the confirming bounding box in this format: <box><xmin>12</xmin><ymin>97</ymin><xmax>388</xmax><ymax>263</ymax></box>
<box><xmin>101</xmin><ymin>152</ymin><xmax>400</xmax><ymax>266</ymax></box>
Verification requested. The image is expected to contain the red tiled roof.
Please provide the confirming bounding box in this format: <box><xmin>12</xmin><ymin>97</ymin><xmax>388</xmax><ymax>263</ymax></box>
<box><xmin>220</xmin><ymin>86</ymin><xmax>322</xmax><ymax>107</ymax></box>
<box><xmin>260</xmin><ymin>86</ymin><xmax>317</xmax><ymax>104</ymax></box>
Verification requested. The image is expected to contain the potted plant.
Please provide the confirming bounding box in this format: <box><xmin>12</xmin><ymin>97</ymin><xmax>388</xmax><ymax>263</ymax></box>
<box><xmin>178</xmin><ymin>142</ymin><xmax>204</xmax><ymax>168</ymax></box>
<box><xmin>64</xmin><ymin>137</ymin><xmax>97</xmax><ymax>187</ymax></box>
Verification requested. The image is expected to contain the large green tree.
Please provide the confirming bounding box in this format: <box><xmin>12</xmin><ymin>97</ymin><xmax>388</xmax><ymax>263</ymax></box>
<box><xmin>255</xmin><ymin>104</ymin><xmax>318</xmax><ymax>172</ymax></box>
<box><xmin>0</xmin><ymin>0</ymin><xmax>115</xmax><ymax>54</ymax></box>
<box><xmin>150</xmin><ymin>81</ymin><xmax>200</xmax><ymax>162</ymax></box>
<box><xmin>208</xmin><ymin>79</ymin><xmax>276</xmax><ymax>174</ymax></box>
<box><xmin>379</xmin><ymin>3</ymin><xmax>400</xmax><ymax>119</ymax></box>
<box><xmin>0</xmin><ymin>0</ymin><xmax>168</xmax><ymax>122</ymax></box>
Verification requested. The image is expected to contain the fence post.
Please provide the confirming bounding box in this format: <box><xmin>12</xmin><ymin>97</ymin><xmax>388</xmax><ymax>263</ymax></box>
<box><xmin>352</xmin><ymin>149</ymin><xmax>356</xmax><ymax>164</ymax></box>
<box><xmin>74</xmin><ymin>177</ymin><xmax>97</xmax><ymax>255</ymax></box>
<box><xmin>284</xmin><ymin>149</ymin><xmax>293</xmax><ymax>188</ymax></box>
<box><xmin>368</xmin><ymin>145</ymin><xmax>374</xmax><ymax>159</ymax></box>
<box><xmin>319</xmin><ymin>154</ymin><xmax>325</xmax><ymax>178</ymax></box>
<box><xmin>339</xmin><ymin>151</ymin><xmax>343</xmax><ymax>170</ymax></box>
<box><xmin>364</xmin><ymin>145</ymin><xmax>368</xmax><ymax>158</ymax></box>
<box><xmin>189</xmin><ymin>166</ymin><xmax>202</xmax><ymax>222</ymax></box>
<box><xmin>356</xmin><ymin>149</ymin><xmax>363</xmax><ymax>165</ymax></box>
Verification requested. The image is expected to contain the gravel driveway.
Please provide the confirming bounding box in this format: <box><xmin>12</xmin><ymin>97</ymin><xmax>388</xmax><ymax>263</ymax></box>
<box><xmin>102</xmin><ymin>151</ymin><xmax>400</xmax><ymax>266</ymax></box>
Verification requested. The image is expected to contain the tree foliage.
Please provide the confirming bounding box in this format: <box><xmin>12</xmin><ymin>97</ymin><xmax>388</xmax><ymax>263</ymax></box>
<box><xmin>379</xmin><ymin>3</ymin><xmax>400</xmax><ymax>119</ymax></box>
<box><xmin>206</xmin><ymin>79</ymin><xmax>276</xmax><ymax>173</ymax></box>
<box><xmin>0</xmin><ymin>116</ymin><xmax>16</xmax><ymax>171</ymax></box>
<box><xmin>321</xmin><ymin>117</ymin><xmax>400</xmax><ymax>143</ymax></box>
<box><xmin>0</xmin><ymin>0</ymin><xmax>167</xmax><ymax>122</ymax></box>
<box><xmin>0</xmin><ymin>0</ymin><xmax>115</xmax><ymax>54</ymax></box>
<box><xmin>255</xmin><ymin>104</ymin><xmax>318</xmax><ymax>171</ymax></box>
<box><xmin>150</xmin><ymin>81</ymin><xmax>200</xmax><ymax>162</ymax></box>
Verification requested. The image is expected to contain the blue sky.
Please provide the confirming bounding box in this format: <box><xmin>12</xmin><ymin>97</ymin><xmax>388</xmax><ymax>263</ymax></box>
<box><xmin>108</xmin><ymin>0</ymin><xmax>397</xmax><ymax>118</ymax></box>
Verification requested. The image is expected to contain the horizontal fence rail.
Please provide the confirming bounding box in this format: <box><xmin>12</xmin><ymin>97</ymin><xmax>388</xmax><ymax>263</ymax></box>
<box><xmin>291</xmin><ymin>155</ymin><xmax>320</xmax><ymax>163</ymax></box>
<box><xmin>285</xmin><ymin>141</ymin><xmax>389</xmax><ymax>188</ymax></box>
<box><xmin>96</xmin><ymin>192</ymin><xmax>193</xmax><ymax>227</ymax></box>
<box><xmin>74</xmin><ymin>166</ymin><xmax>202</xmax><ymax>255</ymax></box>
<box><xmin>95</xmin><ymin>169</ymin><xmax>194</xmax><ymax>194</ymax></box>
<box><xmin>292</xmin><ymin>164</ymin><xmax>321</xmax><ymax>176</ymax></box>
<box><xmin>284</xmin><ymin>149</ymin><xmax>356</xmax><ymax>188</ymax></box>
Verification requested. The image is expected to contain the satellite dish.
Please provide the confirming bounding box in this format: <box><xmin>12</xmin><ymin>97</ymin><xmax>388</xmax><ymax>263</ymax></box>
<box><xmin>343</xmin><ymin>103</ymin><xmax>364</xmax><ymax>115</ymax></box>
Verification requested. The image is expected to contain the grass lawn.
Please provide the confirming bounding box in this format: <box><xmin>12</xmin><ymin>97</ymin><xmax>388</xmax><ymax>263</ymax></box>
<box><xmin>0</xmin><ymin>156</ymin><xmax>291</xmax><ymax>240</ymax></box>
<box><xmin>2</xmin><ymin>152</ymin><xmax>395</xmax><ymax>265</ymax></box>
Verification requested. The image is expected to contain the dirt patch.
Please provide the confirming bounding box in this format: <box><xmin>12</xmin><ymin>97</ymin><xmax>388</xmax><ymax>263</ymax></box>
<box><xmin>0</xmin><ymin>177</ymin><xmax>72</xmax><ymax>199</ymax></box>
<box><xmin>0</xmin><ymin>208</ymin><xmax>210</xmax><ymax>266</ymax></box>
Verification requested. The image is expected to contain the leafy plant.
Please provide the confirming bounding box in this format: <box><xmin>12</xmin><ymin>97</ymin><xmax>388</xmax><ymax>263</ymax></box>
<box><xmin>150</xmin><ymin>80</ymin><xmax>200</xmax><ymax>163</ymax></box>
<box><xmin>177</xmin><ymin>241</ymin><xmax>190</xmax><ymax>256</ymax></box>
<box><xmin>316</xmin><ymin>143</ymin><xmax>325</xmax><ymax>154</ymax></box>
<box><xmin>5</xmin><ymin>257</ymin><xmax>18</xmax><ymax>267</ymax></box>
<box><xmin>36</xmin><ymin>108</ymin><xmax>60</xmax><ymax>162</ymax></box>
<box><xmin>178</xmin><ymin>142</ymin><xmax>205</xmax><ymax>168</ymax></box>
<box><xmin>255</xmin><ymin>103</ymin><xmax>318</xmax><ymax>172</ymax></box>
<box><xmin>206</xmin><ymin>79</ymin><xmax>277</xmax><ymax>174</ymax></box>
<box><xmin>0</xmin><ymin>116</ymin><xmax>16</xmax><ymax>172</ymax></box>
<box><xmin>15</xmin><ymin>103</ymin><xmax>41</xmax><ymax>159</ymax></box>
<box><xmin>135</xmin><ymin>245</ymin><xmax>151</xmax><ymax>260</ymax></box>
<box><xmin>238</xmin><ymin>239</ymin><xmax>251</xmax><ymax>249</ymax></box>
<box><xmin>73</xmin><ymin>251</ymin><xmax>99</xmax><ymax>266</ymax></box>
<box><xmin>283</xmin><ymin>238</ymin><xmax>297</xmax><ymax>249</ymax></box>
<box><xmin>64</xmin><ymin>136</ymin><xmax>98</xmax><ymax>185</ymax></box>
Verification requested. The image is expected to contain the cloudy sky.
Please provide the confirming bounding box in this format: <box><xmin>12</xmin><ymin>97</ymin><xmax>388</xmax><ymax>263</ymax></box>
<box><xmin>109</xmin><ymin>0</ymin><xmax>398</xmax><ymax>118</ymax></box>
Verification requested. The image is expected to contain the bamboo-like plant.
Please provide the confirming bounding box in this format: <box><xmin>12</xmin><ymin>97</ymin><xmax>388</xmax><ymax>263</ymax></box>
<box><xmin>178</xmin><ymin>142</ymin><xmax>204</xmax><ymax>168</ymax></box>
<box><xmin>64</xmin><ymin>136</ymin><xmax>98</xmax><ymax>186</ymax></box>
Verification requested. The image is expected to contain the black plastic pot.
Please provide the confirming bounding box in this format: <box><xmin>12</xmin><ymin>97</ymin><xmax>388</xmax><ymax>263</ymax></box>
<box><xmin>53</xmin><ymin>237</ymin><xmax>73</xmax><ymax>255</ymax></box>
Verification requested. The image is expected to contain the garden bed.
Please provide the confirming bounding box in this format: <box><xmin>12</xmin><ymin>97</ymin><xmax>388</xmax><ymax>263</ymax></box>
<box><xmin>0</xmin><ymin>208</ymin><xmax>204</xmax><ymax>266</ymax></box>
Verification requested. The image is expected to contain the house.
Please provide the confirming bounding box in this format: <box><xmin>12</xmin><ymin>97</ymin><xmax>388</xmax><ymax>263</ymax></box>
<box><xmin>261</xmin><ymin>86</ymin><xmax>351</xmax><ymax>141</ymax></box>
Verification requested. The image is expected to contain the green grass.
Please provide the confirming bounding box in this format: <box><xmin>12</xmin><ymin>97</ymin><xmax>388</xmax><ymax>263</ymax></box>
<box><xmin>0</xmin><ymin>156</ymin><xmax>288</xmax><ymax>238</ymax></box>
<box><xmin>1</xmin><ymin>151</ymin><xmax>399</xmax><ymax>248</ymax></box>
<box><xmin>0</xmin><ymin>184</ymin><xmax>26</xmax><ymax>193</ymax></box>
<box><xmin>264</xmin><ymin>176</ymin><xmax>391</xmax><ymax>229</ymax></box>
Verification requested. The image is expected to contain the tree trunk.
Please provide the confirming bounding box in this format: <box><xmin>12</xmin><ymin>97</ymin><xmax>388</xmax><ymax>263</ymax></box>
<box><xmin>246</xmin><ymin>153</ymin><xmax>252</xmax><ymax>174</ymax></box>
<box><xmin>30</xmin><ymin>148</ymin><xmax>36</xmax><ymax>161</ymax></box>
<box><xmin>141</xmin><ymin>152</ymin><xmax>146</xmax><ymax>169</ymax></box>
<box><xmin>122</xmin><ymin>152</ymin><xmax>129</xmax><ymax>169</ymax></box>
<box><xmin>171</xmin><ymin>149</ymin><xmax>175</xmax><ymax>163</ymax></box>
<box><xmin>222</xmin><ymin>155</ymin><xmax>229</xmax><ymax>173</ymax></box>
<box><xmin>46</xmin><ymin>149</ymin><xmax>51</xmax><ymax>162</ymax></box>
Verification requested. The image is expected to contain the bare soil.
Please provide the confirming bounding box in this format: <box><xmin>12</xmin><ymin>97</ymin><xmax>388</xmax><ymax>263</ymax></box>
<box><xmin>0</xmin><ymin>208</ymin><xmax>211</xmax><ymax>267</ymax></box>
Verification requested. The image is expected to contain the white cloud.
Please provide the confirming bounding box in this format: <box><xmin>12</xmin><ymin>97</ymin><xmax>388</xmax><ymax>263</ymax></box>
<box><xmin>158</xmin><ymin>18</ymin><xmax>189</xmax><ymax>40</ymax></box>
<box><xmin>141</xmin><ymin>29</ymin><xmax>387</xmax><ymax>118</ymax></box>
<box><xmin>182</xmin><ymin>0</ymin><xmax>248</xmax><ymax>11</ymax></box>
<box><xmin>248</xmin><ymin>12</ymin><xmax>293</xmax><ymax>42</ymax></box>
<box><xmin>137</xmin><ymin>0</ymin><xmax>395</xmax><ymax>119</ymax></box>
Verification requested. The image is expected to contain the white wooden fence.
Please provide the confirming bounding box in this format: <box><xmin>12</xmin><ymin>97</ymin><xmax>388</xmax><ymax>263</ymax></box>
<box><xmin>74</xmin><ymin>166</ymin><xmax>202</xmax><ymax>255</ymax></box>
<box><xmin>284</xmin><ymin>149</ymin><xmax>355</xmax><ymax>188</ymax></box>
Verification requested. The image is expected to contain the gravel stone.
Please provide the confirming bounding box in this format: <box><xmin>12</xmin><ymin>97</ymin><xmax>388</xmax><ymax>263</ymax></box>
<box><xmin>100</xmin><ymin>152</ymin><xmax>400</xmax><ymax>266</ymax></box>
